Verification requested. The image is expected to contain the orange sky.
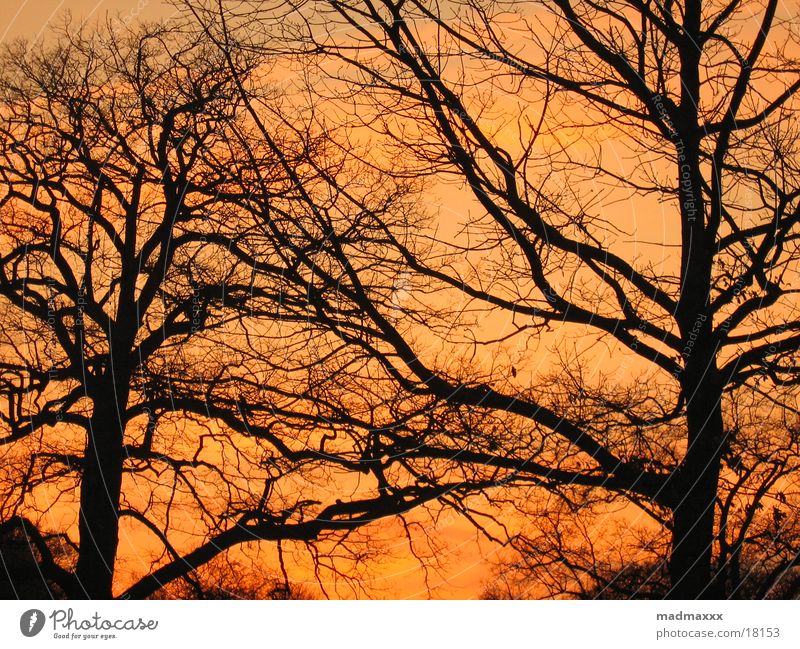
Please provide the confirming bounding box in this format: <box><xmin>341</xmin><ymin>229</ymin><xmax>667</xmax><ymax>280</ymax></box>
<box><xmin>1</xmin><ymin>0</ymin><xmax>175</xmax><ymax>42</ymax></box>
<box><xmin>3</xmin><ymin>0</ymin><xmax>797</xmax><ymax>601</ymax></box>
<box><xmin>0</xmin><ymin>0</ymin><xmax>506</xmax><ymax>599</ymax></box>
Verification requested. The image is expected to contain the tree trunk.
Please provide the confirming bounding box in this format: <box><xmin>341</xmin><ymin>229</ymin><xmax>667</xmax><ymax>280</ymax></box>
<box><xmin>75</xmin><ymin>391</ymin><xmax>126</xmax><ymax>599</ymax></box>
<box><xmin>668</xmin><ymin>363</ymin><xmax>724</xmax><ymax>599</ymax></box>
<box><xmin>669</xmin><ymin>5</ymin><xmax>721</xmax><ymax>588</ymax></box>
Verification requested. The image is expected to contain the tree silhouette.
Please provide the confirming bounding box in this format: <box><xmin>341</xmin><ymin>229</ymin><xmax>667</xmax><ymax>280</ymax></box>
<box><xmin>0</xmin><ymin>17</ymin><xmax>463</xmax><ymax>599</ymax></box>
<box><xmin>191</xmin><ymin>0</ymin><xmax>800</xmax><ymax>598</ymax></box>
<box><xmin>0</xmin><ymin>18</ymin><xmax>291</xmax><ymax>598</ymax></box>
<box><xmin>4</xmin><ymin>0</ymin><xmax>799</xmax><ymax>601</ymax></box>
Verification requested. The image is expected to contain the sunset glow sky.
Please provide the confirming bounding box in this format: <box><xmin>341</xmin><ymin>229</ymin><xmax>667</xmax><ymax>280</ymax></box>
<box><xmin>3</xmin><ymin>0</ymin><xmax>798</xmax><ymax>602</ymax></box>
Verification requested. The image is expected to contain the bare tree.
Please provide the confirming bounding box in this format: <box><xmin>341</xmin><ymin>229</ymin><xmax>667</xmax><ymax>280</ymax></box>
<box><xmin>6</xmin><ymin>0</ymin><xmax>798</xmax><ymax>601</ymax></box>
<box><xmin>0</xmin><ymin>17</ymin><xmax>285</xmax><ymax>598</ymax></box>
<box><xmin>186</xmin><ymin>0</ymin><xmax>800</xmax><ymax>598</ymax></box>
<box><xmin>0</xmin><ymin>16</ymin><xmax>467</xmax><ymax>599</ymax></box>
